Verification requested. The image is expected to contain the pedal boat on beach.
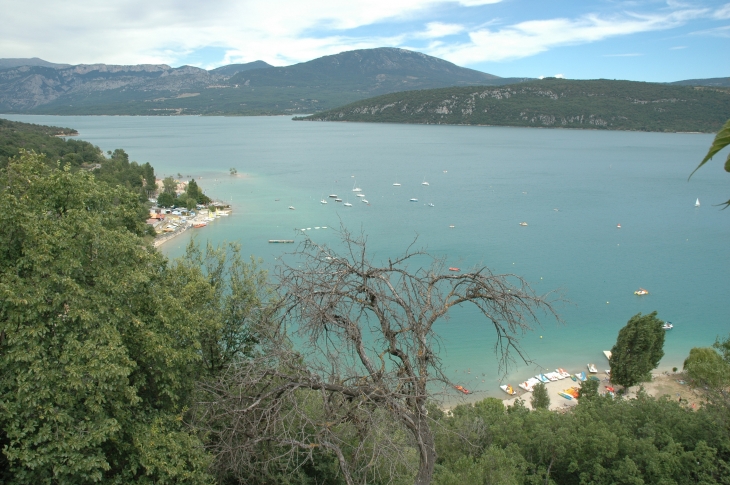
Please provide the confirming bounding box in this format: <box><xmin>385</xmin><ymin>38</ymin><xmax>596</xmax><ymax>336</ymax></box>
<box><xmin>587</xmin><ymin>363</ymin><xmax>598</xmax><ymax>373</ymax></box>
<box><xmin>500</xmin><ymin>384</ymin><xmax>517</xmax><ymax>396</ymax></box>
<box><xmin>454</xmin><ymin>385</ymin><xmax>471</xmax><ymax>394</ymax></box>
<box><xmin>519</xmin><ymin>377</ymin><xmax>541</xmax><ymax>392</ymax></box>
<box><xmin>558</xmin><ymin>392</ymin><xmax>573</xmax><ymax>400</ymax></box>
<box><xmin>634</xmin><ymin>288</ymin><xmax>649</xmax><ymax>295</ymax></box>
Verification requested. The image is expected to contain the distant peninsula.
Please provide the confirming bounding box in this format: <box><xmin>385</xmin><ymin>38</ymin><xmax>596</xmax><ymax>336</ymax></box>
<box><xmin>296</xmin><ymin>78</ymin><xmax>730</xmax><ymax>133</ymax></box>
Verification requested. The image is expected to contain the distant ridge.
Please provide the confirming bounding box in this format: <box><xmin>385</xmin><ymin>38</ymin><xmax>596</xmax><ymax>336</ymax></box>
<box><xmin>0</xmin><ymin>57</ymin><xmax>71</xmax><ymax>69</ymax></box>
<box><xmin>209</xmin><ymin>61</ymin><xmax>273</xmax><ymax>76</ymax></box>
<box><xmin>298</xmin><ymin>78</ymin><xmax>730</xmax><ymax>133</ymax></box>
<box><xmin>670</xmin><ymin>77</ymin><xmax>730</xmax><ymax>88</ymax></box>
<box><xmin>0</xmin><ymin>47</ymin><xmax>522</xmax><ymax>115</ymax></box>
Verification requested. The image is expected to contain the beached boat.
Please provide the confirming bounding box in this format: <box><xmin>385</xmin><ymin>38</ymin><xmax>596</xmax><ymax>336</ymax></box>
<box><xmin>545</xmin><ymin>372</ymin><xmax>560</xmax><ymax>382</ymax></box>
<box><xmin>454</xmin><ymin>385</ymin><xmax>471</xmax><ymax>394</ymax></box>
<box><xmin>566</xmin><ymin>387</ymin><xmax>580</xmax><ymax>398</ymax></box>
<box><xmin>500</xmin><ymin>384</ymin><xmax>517</xmax><ymax>396</ymax></box>
<box><xmin>570</xmin><ymin>375</ymin><xmax>577</xmax><ymax>382</ymax></box>
<box><xmin>634</xmin><ymin>288</ymin><xmax>649</xmax><ymax>295</ymax></box>
<box><xmin>519</xmin><ymin>377</ymin><xmax>541</xmax><ymax>392</ymax></box>
<box><xmin>576</xmin><ymin>372</ymin><xmax>587</xmax><ymax>382</ymax></box>
<box><xmin>557</xmin><ymin>368</ymin><xmax>571</xmax><ymax>379</ymax></box>
<box><xmin>587</xmin><ymin>363</ymin><xmax>598</xmax><ymax>373</ymax></box>
<box><xmin>558</xmin><ymin>392</ymin><xmax>573</xmax><ymax>400</ymax></box>
<box><xmin>588</xmin><ymin>375</ymin><xmax>600</xmax><ymax>382</ymax></box>
<box><xmin>537</xmin><ymin>374</ymin><xmax>550</xmax><ymax>383</ymax></box>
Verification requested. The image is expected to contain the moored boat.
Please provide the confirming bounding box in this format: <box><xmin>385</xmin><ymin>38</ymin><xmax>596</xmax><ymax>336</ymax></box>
<box><xmin>448</xmin><ymin>267</ymin><xmax>460</xmax><ymax>272</ymax></box>
<box><xmin>634</xmin><ymin>288</ymin><xmax>649</xmax><ymax>295</ymax></box>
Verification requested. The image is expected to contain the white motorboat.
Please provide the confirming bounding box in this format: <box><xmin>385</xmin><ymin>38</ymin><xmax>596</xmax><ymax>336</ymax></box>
<box><xmin>393</xmin><ymin>182</ymin><xmax>401</xmax><ymax>186</ymax></box>
<box><xmin>662</xmin><ymin>322</ymin><xmax>674</xmax><ymax>330</ymax></box>
<box><xmin>321</xmin><ymin>198</ymin><xmax>327</xmax><ymax>204</ymax></box>
<box><xmin>362</xmin><ymin>199</ymin><xmax>369</xmax><ymax>203</ymax></box>
<box><xmin>288</xmin><ymin>206</ymin><xmax>295</xmax><ymax>210</ymax></box>
<box><xmin>410</xmin><ymin>198</ymin><xmax>418</xmax><ymax>202</ymax></box>
<box><xmin>344</xmin><ymin>201</ymin><xmax>352</xmax><ymax>207</ymax></box>
<box><xmin>422</xmin><ymin>176</ymin><xmax>429</xmax><ymax>186</ymax></box>
<box><xmin>356</xmin><ymin>193</ymin><xmax>365</xmax><ymax>197</ymax></box>
<box><xmin>329</xmin><ymin>194</ymin><xmax>337</xmax><ymax>198</ymax></box>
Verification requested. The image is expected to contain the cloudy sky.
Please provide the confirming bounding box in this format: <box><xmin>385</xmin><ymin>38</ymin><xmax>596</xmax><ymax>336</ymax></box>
<box><xmin>2</xmin><ymin>0</ymin><xmax>728</xmax><ymax>81</ymax></box>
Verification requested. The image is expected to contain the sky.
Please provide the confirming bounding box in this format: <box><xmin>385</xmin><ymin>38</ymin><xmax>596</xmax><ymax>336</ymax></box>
<box><xmin>1</xmin><ymin>0</ymin><xmax>728</xmax><ymax>82</ymax></box>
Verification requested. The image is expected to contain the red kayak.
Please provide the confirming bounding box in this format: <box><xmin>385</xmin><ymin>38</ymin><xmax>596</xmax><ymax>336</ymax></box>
<box><xmin>454</xmin><ymin>385</ymin><xmax>471</xmax><ymax>394</ymax></box>
<box><xmin>449</xmin><ymin>267</ymin><xmax>460</xmax><ymax>272</ymax></box>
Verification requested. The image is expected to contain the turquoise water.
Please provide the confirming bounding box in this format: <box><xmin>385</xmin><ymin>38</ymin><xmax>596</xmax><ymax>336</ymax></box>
<box><xmin>5</xmin><ymin>114</ymin><xmax>729</xmax><ymax>401</ymax></box>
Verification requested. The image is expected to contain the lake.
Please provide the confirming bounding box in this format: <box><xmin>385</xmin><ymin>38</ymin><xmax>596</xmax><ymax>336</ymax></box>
<box><xmin>5</xmin><ymin>114</ymin><xmax>729</xmax><ymax>401</ymax></box>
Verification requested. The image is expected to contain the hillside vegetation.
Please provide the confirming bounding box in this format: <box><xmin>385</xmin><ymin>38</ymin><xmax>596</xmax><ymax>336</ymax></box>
<box><xmin>299</xmin><ymin>78</ymin><xmax>730</xmax><ymax>133</ymax></box>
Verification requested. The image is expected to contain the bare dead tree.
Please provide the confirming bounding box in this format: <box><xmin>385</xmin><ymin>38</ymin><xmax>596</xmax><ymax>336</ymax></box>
<box><xmin>193</xmin><ymin>228</ymin><xmax>560</xmax><ymax>485</ymax></box>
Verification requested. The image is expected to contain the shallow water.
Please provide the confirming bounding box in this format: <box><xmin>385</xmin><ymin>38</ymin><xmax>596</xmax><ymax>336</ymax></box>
<box><xmin>5</xmin><ymin>114</ymin><xmax>729</xmax><ymax>402</ymax></box>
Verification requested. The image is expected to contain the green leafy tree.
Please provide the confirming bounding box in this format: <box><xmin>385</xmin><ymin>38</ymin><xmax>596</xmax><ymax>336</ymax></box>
<box><xmin>530</xmin><ymin>382</ymin><xmax>550</xmax><ymax>410</ymax></box>
<box><xmin>609</xmin><ymin>312</ymin><xmax>665</xmax><ymax>388</ymax></box>
<box><xmin>691</xmin><ymin>117</ymin><xmax>730</xmax><ymax>207</ymax></box>
<box><xmin>684</xmin><ymin>346</ymin><xmax>730</xmax><ymax>390</ymax></box>
<box><xmin>157</xmin><ymin>191</ymin><xmax>175</xmax><ymax>207</ymax></box>
<box><xmin>0</xmin><ymin>151</ymin><xmax>214</xmax><ymax>484</ymax></box>
<box><xmin>578</xmin><ymin>377</ymin><xmax>600</xmax><ymax>401</ymax></box>
<box><xmin>162</xmin><ymin>175</ymin><xmax>177</xmax><ymax>194</ymax></box>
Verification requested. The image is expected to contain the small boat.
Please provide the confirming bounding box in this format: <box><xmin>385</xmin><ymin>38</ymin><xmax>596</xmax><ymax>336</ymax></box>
<box><xmin>558</xmin><ymin>392</ymin><xmax>573</xmax><ymax>400</ymax></box>
<box><xmin>422</xmin><ymin>177</ymin><xmax>429</xmax><ymax>186</ymax></box>
<box><xmin>356</xmin><ymin>193</ymin><xmax>365</xmax><ymax>197</ymax></box>
<box><xmin>329</xmin><ymin>194</ymin><xmax>337</xmax><ymax>198</ymax></box>
<box><xmin>544</xmin><ymin>372</ymin><xmax>560</xmax><ymax>382</ymax></box>
<box><xmin>587</xmin><ymin>363</ymin><xmax>598</xmax><ymax>373</ymax></box>
<box><xmin>288</xmin><ymin>206</ymin><xmax>295</xmax><ymax>210</ymax></box>
<box><xmin>566</xmin><ymin>387</ymin><xmax>580</xmax><ymax>398</ymax></box>
<box><xmin>557</xmin><ymin>368</ymin><xmax>571</xmax><ymax>379</ymax></box>
<box><xmin>193</xmin><ymin>222</ymin><xmax>207</xmax><ymax>228</ymax></box>
<box><xmin>352</xmin><ymin>183</ymin><xmax>362</xmax><ymax>192</ymax></box>
<box><xmin>605</xmin><ymin>386</ymin><xmax>615</xmax><ymax>393</ymax></box>
<box><xmin>500</xmin><ymin>384</ymin><xmax>517</xmax><ymax>396</ymax></box>
<box><xmin>617</xmin><ymin>223</ymin><xmax>621</xmax><ymax>228</ymax></box>
<box><xmin>448</xmin><ymin>267</ymin><xmax>460</xmax><ymax>272</ymax></box>
<box><xmin>344</xmin><ymin>201</ymin><xmax>352</xmax><ymax>207</ymax></box>
<box><xmin>454</xmin><ymin>385</ymin><xmax>471</xmax><ymax>394</ymax></box>
<box><xmin>605</xmin><ymin>369</ymin><xmax>611</xmax><ymax>377</ymax></box>
<box><xmin>662</xmin><ymin>322</ymin><xmax>673</xmax><ymax>330</ymax></box>
<box><xmin>576</xmin><ymin>372</ymin><xmax>587</xmax><ymax>382</ymax></box>
<box><xmin>321</xmin><ymin>199</ymin><xmax>328</xmax><ymax>204</ymax></box>
<box><xmin>428</xmin><ymin>203</ymin><xmax>435</xmax><ymax>207</ymax></box>
<box><xmin>335</xmin><ymin>198</ymin><xmax>342</xmax><ymax>202</ymax></box>
<box><xmin>519</xmin><ymin>222</ymin><xmax>528</xmax><ymax>226</ymax></box>
<box><xmin>410</xmin><ymin>198</ymin><xmax>418</xmax><ymax>202</ymax></box>
<box><xmin>588</xmin><ymin>375</ymin><xmax>600</xmax><ymax>382</ymax></box>
<box><xmin>537</xmin><ymin>374</ymin><xmax>550</xmax><ymax>383</ymax></box>
<box><xmin>695</xmin><ymin>198</ymin><xmax>700</xmax><ymax>207</ymax></box>
<box><xmin>570</xmin><ymin>375</ymin><xmax>577</xmax><ymax>382</ymax></box>
<box><xmin>634</xmin><ymin>288</ymin><xmax>649</xmax><ymax>295</ymax></box>
<box><xmin>393</xmin><ymin>182</ymin><xmax>401</xmax><ymax>186</ymax></box>
<box><xmin>519</xmin><ymin>377</ymin><xmax>541</xmax><ymax>392</ymax></box>
<box><xmin>362</xmin><ymin>199</ymin><xmax>369</xmax><ymax>204</ymax></box>
<box><xmin>449</xmin><ymin>224</ymin><xmax>455</xmax><ymax>228</ymax></box>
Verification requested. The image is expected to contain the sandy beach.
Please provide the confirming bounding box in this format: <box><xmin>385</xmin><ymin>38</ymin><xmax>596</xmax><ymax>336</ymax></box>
<box><xmin>498</xmin><ymin>369</ymin><xmax>701</xmax><ymax>411</ymax></box>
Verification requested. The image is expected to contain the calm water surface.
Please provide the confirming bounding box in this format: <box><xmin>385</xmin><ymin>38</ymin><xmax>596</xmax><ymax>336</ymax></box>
<box><xmin>5</xmin><ymin>114</ymin><xmax>729</xmax><ymax>401</ymax></box>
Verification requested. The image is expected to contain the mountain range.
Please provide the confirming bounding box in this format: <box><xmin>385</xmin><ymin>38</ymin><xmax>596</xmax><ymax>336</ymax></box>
<box><xmin>0</xmin><ymin>48</ymin><xmax>726</xmax><ymax>117</ymax></box>
<box><xmin>298</xmin><ymin>78</ymin><xmax>730</xmax><ymax>133</ymax></box>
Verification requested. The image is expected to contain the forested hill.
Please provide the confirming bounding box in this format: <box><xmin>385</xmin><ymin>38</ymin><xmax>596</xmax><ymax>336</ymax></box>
<box><xmin>298</xmin><ymin>78</ymin><xmax>730</xmax><ymax>133</ymax></box>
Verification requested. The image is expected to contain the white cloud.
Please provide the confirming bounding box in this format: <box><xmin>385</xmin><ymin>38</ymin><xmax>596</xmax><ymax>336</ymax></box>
<box><xmin>415</xmin><ymin>22</ymin><xmax>466</xmax><ymax>39</ymax></box>
<box><xmin>426</xmin><ymin>7</ymin><xmax>708</xmax><ymax>64</ymax></box>
<box><xmin>670</xmin><ymin>45</ymin><xmax>688</xmax><ymax>49</ymax></box>
<box><xmin>714</xmin><ymin>3</ymin><xmax>730</xmax><ymax>19</ymax></box>
<box><xmin>603</xmin><ymin>53</ymin><xmax>644</xmax><ymax>57</ymax></box>
<box><xmin>554</xmin><ymin>73</ymin><xmax>565</xmax><ymax>78</ymax></box>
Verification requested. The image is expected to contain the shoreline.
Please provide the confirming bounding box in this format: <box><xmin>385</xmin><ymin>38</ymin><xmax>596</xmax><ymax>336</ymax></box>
<box><xmin>152</xmin><ymin>208</ymin><xmax>231</xmax><ymax>248</ymax></box>
<box><xmin>442</xmin><ymin>364</ymin><xmax>701</xmax><ymax>412</ymax></box>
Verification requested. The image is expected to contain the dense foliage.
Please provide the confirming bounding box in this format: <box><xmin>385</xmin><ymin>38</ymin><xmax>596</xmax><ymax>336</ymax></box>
<box><xmin>300</xmin><ymin>78</ymin><xmax>730</xmax><ymax>133</ymax></box>
<box><xmin>431</xmin><ymin>392</ymin><xmax>730</xmax><ymax>485</ymax></box>
<box><xmin>609</xmin><ymin>312</ymin><xmax>666</xmax><ymax>388</ymax></box>
<box><xmin>691</xmin><ymin>117</ymin><xmax>730</xmax><ymax>207</ymax></box>
<box><xmin>0</xmin><ymin>152</ymin><xmax>269</xmax><ymax>484</ymax></box>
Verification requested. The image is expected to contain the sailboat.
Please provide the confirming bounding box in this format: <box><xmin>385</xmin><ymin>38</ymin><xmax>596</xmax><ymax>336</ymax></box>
<box><xmin>320</xmin><ymin>196</ymin><xmax>328</xmax><ymax>204</ymax></box>
<box><xmin>695</xmin><ymin>198</ymin><xmax>700</xmax><ymax>207</ymax></box>
<box><xmin>344</xmin><ymin>200</ymin><xmax>352</xmax><ymax>207</ymax></box>
<box><xmin>352</xmin><ymin>182</ymin><xmax>362</xmax><ymax>192</ymax></box>
<box><xmin>421</xmin><ymin>176</ymin><xmax>429</xmax><ymax>186</ymax></box>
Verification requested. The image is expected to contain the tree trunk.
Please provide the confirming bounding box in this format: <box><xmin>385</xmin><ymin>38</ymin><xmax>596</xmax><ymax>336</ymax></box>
<box><xmin>411</xmin><ymin>412</ymin><xmax>436</xmax><ymax>485</ymax></box>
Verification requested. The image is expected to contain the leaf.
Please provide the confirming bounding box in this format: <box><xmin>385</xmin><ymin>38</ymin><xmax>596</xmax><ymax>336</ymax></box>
<box><xmin>690</xmin><ymin>117</ymin><xmax>730</xmax><ymax>178</ymax></box>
